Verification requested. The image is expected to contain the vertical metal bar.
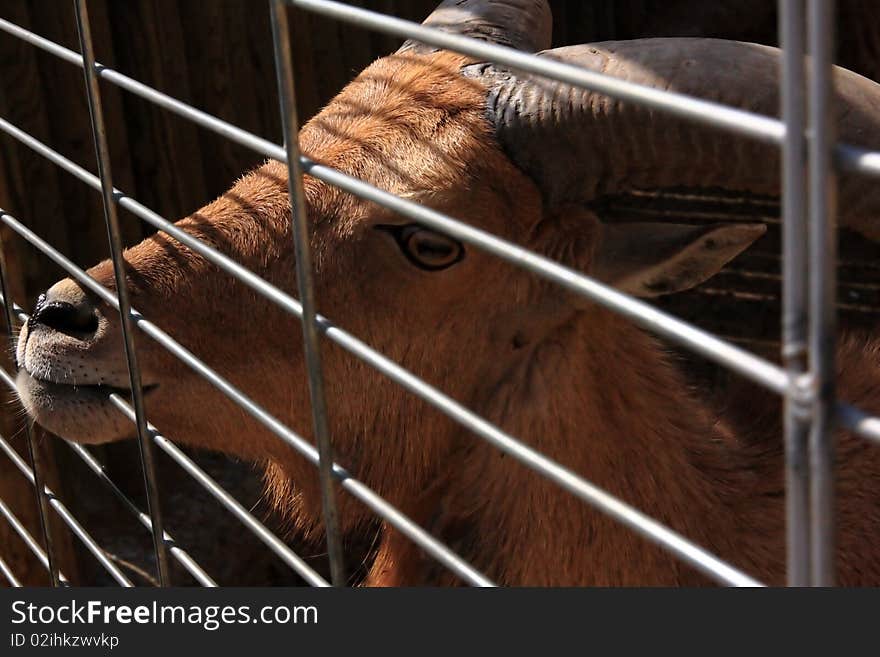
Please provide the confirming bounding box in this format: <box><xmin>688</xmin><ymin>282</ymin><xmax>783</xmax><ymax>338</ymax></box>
<box><xmin>779</xmin><ymin>0</ymin><xmax>811</xmax><ymax>587</ymax></box>
<box><xmin>269</xmin><ymin>0</ymin><xmax>346</xmax><ymax>586</ymax></box>
<box><xmin>807</xmin><ymin>0</ymin><xmax>837</xmax><ymax>586</ymax></box>
<box><xmin>73</xmin><ymin>0</ymin><xmax>171</xmax><ymax>586</ymax></box>
<box><xmin>0</xmin><ymin>235</ymin><xmax>61</xmax><ymax>587</ymax></box>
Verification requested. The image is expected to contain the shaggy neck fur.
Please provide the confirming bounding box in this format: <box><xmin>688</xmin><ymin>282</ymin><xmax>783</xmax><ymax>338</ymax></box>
<box><xmin>422</xmin><ymin>307</ymin><xmax>782</xmax><ymax>585</ymax></box>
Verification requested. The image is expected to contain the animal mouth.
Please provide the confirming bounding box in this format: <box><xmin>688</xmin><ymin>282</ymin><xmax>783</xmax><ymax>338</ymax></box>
<box><xmin>15</xmin><ymin>368</ymin><xmax>160</xmax><ymax>444</ymax></box>
<box><xmin>21</xmin><ymin>370</ymin><xmax>159</xmax><ymax>401</ymax></box>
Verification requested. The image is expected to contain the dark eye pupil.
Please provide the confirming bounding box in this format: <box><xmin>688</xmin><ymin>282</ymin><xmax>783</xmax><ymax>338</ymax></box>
<box><xmin>412</xmin><ymin>235</ymin><xmax>454</xmax><ymax>261</ymax></box>
<box><xmin>376</xmin><ymin>224</ymin><xmax>464</xmax><ymax>271</ymax></box>
<box><xmin>404</xmin><ymin>229</ymin><xmax>461</xmax><ymax>269</ymax></box>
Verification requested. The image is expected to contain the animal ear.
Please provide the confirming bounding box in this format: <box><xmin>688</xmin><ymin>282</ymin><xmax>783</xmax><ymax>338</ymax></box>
<box><xmin>592</xmin><ymin>222</ymin><xmax>766</xmax><ymax>297</ymax></box>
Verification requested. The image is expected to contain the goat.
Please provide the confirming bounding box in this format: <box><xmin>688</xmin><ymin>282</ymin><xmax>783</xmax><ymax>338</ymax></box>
<box><xmin>14</xmin><ymin>0</ymin><xmax>880</xmax><ymax>585</ymax></box>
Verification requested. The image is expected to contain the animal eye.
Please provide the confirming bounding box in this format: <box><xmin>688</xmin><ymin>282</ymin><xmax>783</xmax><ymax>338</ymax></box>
<box><xmin>376</xmin><ymin>224</ymin><xmax>464</xmax><ymax>271</ymax></box>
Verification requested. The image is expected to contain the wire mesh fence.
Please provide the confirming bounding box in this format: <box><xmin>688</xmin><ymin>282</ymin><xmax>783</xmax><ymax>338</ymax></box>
<box><xmin>0</xmin><ymin>0</ymin><xmax>874</xmax><ymax>587</ymax></box>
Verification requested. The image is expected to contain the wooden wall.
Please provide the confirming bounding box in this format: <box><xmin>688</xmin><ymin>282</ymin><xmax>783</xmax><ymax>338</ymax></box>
<box><xmin>0</xmin><ymin>1</ymin><xmax>877</xmax><ymax>585</ymax></box>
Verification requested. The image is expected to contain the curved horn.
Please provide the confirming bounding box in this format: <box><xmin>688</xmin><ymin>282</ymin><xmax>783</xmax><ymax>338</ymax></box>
<box><xmin>399</xmin><ymin>0</ymin><xmax>552</xmax><ymax>54</ymax></box>
<box><xmin>465</xmin><ymin>38</ymin><xmax>880</xmax><ymax>240</ymax></box>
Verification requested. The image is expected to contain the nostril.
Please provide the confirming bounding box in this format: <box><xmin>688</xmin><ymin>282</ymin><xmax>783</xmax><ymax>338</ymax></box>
<box><xmin>32</xmin><ymin>299</ymin><xmax>99</xmax><ymax>337</ymax></box>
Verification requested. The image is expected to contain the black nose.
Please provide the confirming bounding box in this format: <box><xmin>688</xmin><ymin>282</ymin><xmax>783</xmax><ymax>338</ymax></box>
<box><xmin>31</xmin><ymin>292</ymin><xmax>99</xmax><ymax>336</ymax></box>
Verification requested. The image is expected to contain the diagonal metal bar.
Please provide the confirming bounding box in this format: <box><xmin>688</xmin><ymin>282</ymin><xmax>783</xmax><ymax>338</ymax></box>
<box><xmin>779</xmin><ymin>0</ymin><xmax>811</xmax><ymax>587</ymax></box>
<box><xmin>0</xmin><ymin>555</ymin><xmax>22</xmax><ymax>587</ymax></box>
<box><xmin>0</xmin><ymin>426</ymin><xmax>131</xmax><ymax>586</ymax></box>
<box><xmin>837</xmin><ymin>404</ymin><xmax>880</xmax><ymax>445</ymax></box>
<box><xmin>807</xmin><ymin>0</ymin><xmax>838</xmax><ymax>587</ymax></box>
<box><xmin>0</xmin><ymin>496</ymin><xmax>69</xmax><ymax>585</ymax></box>
<box><xmin>72</xmin><ymin>0</ymin><xmax>170</xmax><ymax>586</ymax></box>
<box><xmin>0</xmin><ymin>231</ymin><xmax>60</xmax><ymax>586</ymax></box>
<box><xmin>269</xmin><ymin>0</ymin><xmax>346</xmax><ymax>587</ymax></box>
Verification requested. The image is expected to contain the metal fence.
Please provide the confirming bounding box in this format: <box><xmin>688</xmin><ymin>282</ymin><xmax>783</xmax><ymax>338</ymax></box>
<box><xmin>0</xmin><ymin>0</ymin><xmax>877</xmax><ymax>588</ymax></box>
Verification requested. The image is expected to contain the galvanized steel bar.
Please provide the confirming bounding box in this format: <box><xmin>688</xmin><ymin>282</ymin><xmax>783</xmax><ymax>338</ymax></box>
<box><xmin>2</xmin><ymin>298</ymin><xmax>27</xmax><ymax>324</ymax></box>
<box><xmin>73</xmin><ymin>0</ymin><xmax>171</xmax><ymax>586</ymax></box>
<box><xmin>836</xmin><ymin>143</ymin><xmax>880</xmax><ymax>176</ymax></box>
<box><xmin>0</xmin><ymin>209</ymin><xmax>493</xmax><ymax>588</ymax></box>
<box><xmin>0</xmin><ymin>427</ymin><xmax>131</xmax><ymax>586</ymax></box>
<box><xmin>837</xmin><ymin>403</ymin><xmax>880</xmax><ymax>445</ymax></box>
<box><xmin>0</xmin><ymin>497</ymin><xmax>68</xmax><ymax>585</ymax></box>
<box><xmin>0</xmin><ymin>555</ymin><xmax>22</xmax><ymax>587</ymax></box>
<box><xmin>269</xmin><ymin>0</ymin><xmax>346</xmax><ymax>587</ymax></box>
<box><xmin>0</xmin><ymin>231</ymin><xmax>60</xmax><ymax>586</ymax></box>
<box><xmin>779</xmin><ymin>0</ymin><xmax>811</xmax><ymax>587</ymax></box>
<box><xmin>807</xmin><ymin>0</ymin><xmax>838</xmax><ymax>587</ymax></box>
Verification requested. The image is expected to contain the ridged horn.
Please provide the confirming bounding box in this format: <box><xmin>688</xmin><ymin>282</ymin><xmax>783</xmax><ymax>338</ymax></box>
<box><xmin>399</xmin><ymin>0</ymin><xmax>552</xmax><ymax>54</ymax></box>
<box><xmin>464</xmin><ymin>38</ymin><xmax>880</xmax><ymax>240</ymax></box>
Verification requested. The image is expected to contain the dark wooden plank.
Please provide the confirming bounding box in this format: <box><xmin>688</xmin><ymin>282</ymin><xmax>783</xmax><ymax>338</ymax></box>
<box><xmin>176</xmin><ymin>0</ymin><xmax>279</xmax><ymax>197</ymax></box>
<box><xmin>0</xmin><ymin>1</ymin><xmax>75</xmax><ymax>293</ymax></box>
<box><xmin>103</xmin><ymin>0</ymin><xmax>209</xmax><ymax>220</ymax></box>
